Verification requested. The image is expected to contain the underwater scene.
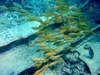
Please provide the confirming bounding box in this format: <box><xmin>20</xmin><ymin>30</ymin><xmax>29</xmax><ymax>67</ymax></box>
<box><xmin>0</xmin><ymin>0</ymin><xmax>100</xmax><ymax>75</ymax></box>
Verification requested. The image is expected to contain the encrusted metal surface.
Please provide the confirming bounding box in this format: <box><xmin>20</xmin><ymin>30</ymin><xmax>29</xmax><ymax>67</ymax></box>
<box><xmin>76</xmin><ymin>30</ymin><xmax>100</xmax><ymax>75</ymax></box>
<box><xmin>0</xmin><ymin>44</ymin><xmax>43</xmax><ymax>75</ymax></box>
<box><xmin>0</xmin><ymin>24</ymin><xmax>100</xmax><ymax>75</ymax></box>
<box><xmin>0</xmin><ymin>21</ymin><xmax>39</xmax><ymax>47</ymax></box>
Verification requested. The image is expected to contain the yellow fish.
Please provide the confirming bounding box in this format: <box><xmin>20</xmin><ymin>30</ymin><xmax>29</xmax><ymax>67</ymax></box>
<box><xmin>0</xmin><ymin>6</ymin><xmax>8</xmax><ymax>10</ymax></box>
<box><xmin>22</xmin><ymin>0</ymin><xmax>25</xmax><ymax>4</ymax></box>
<box><xmin>89</xmin><ymin>6</ymin><xmax>93</xmax><ymax>12</ymax></box>
<box><xmin>49</xmin><ymin>54</ymin><xmax>63</xmax><ymax>60</ymax></box>
<box><xmin>49</xmin><ymin>60</ymin><xmax>62</xmax><ymax>66</ymax></box>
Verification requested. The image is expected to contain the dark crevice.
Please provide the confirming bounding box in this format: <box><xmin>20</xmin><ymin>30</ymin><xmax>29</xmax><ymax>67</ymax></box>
<box><xmin>0</xmin><ymin>34</ymin><xmax>38</xmax><ymax>54</ymax></box>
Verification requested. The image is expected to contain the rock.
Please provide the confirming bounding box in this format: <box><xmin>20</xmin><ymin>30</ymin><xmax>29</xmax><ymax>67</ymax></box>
<box><xmin>61</xmin><ymin>60</ymin><xmax>91</xmax><ymax>75</ymax></box>
<box><xmin>64</xmin><ymin>50</ymin><xmax>80</xmax><ymax>64</ymax></box>
<box><xmin>61</xmin><ymin>66</ymin><xmax>72</xmax><ymax>75</ymax></box>
<box><xmin>72</xmin><ymin>61</ymin><xmax>90</xmax><ymax>75</ymax></box>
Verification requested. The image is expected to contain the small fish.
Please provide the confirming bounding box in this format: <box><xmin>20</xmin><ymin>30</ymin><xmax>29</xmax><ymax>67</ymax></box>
<box><xmin>34</xmin><ymin>64</ymin><xmax>49</xmax><ymax>75</ymax></box>
<box><xmin>36</xmin><ymin>47</ymin><xmax>50</xmax><ymax>52</ymax></box>
<box><xmin>32</xmin><ymin>26</ymin><xmax>40</xmax><ymax>30</ymax></box>
<box><xmin>34</xmin><ymin>17</ymin><xmax>44</xmax><ymax>24</ymax></box>
<box><xmin>84</xmin><ymin>30</ymin><xmax>95</xmax><ymax>35</ymax></box>
<box><xmin>35</xmin><ymin>39</ymin><xmax>46</xmax><ymax>43</ymax></box>
<box><xmin>72</xmin><ymin>28</ymin><xmax>81</xmax><ymax>33</ymax></box>
<box><xmin>0</xmin><ymin>6</ymin><xmax>8</xmax><ymax>10</ymax></box>
<box><xmin>19</xmin><ymin>9</ymin><xmax>28</xmax><ymax>13</ymax></box>
<box><xmin>44</xmin><ymin>51</ymin><xmax>56</xmax><ymax>57</ymax></box>
<box><xmin>66</xmin><ymin>39</ymin><xmax>74</xmax><ymax>43</ymax></box>
<box><xmin>68</xmin><ymin>21</ymin><xmax>78</xmax><ymax>26</ymax></box>
<box><xmin>89</xmin><ymin>6</ymin><xmax>93</xmax><ymax>12</ymax></box>
<box><xmin>38</xmin><ymin>70</ymin><xmax>45</xmax><ymax>75</ymax></box>
<box><xmin>49</xmin><ymin>54</ymin><xmax>63</xmax><ymax>60</ymax></box>
<box><xmin>59</xmin><ymin>26</ymin><xmax>68</xmax><ymax>30</ymax></box>
<box><xmin>68</xmin><ymin>33</ymin><xmax>78</xmax><ymax>37</ymax></box>
<box><xmin>56</xmin><ymin>29</ymin><xmax>66</xmax><ymax>34</ymax></box>
<box><xmin>20</xmin><ymin>11</ymin><xmax>30</xmax><ymax>16</ymax></box>
<box><xmin>34</xmin><ymin>62</ymin><xmax>43</xmax><ymax>68</ymax></box>
<box><xmin>71</xmin><ymin>6</ymin><xmax>80</xmax><ymax>12</ymax></box>
<box><xmin>79</xmin><ymin>23</ymin><xmax>91</xmax><ymax>28</ymax></box>
<box><xmin>68</xmin><ymin>32</ymin><xmax>83</xmax><ymax>37</ymax></box>
<box><xmin>32</xmin><ymin>58</ymin><xmax>46</xmax><ymax>61</ymax></box>
<box><xmin>53</xmin><ymin>41</ymin><xmax>65</xmax><ymax>46</ymax></box>
<box><xmin>40</xmin><ymin>47</ymin><xmax>50</xmax><ymax>52</ymax></box>
<box><xmin>28</xmin><ymin>41</ymin><xmax>34</xmax><ymax>47</ymax></box>
<box><xmin>55</xmin><ymin>1</ymin><xmax>66</xmax><ymax>6</ymax></box>
<box><xmin>21</xmin><ymin>0</ymin><xmax>25</xmax><ymax>4</ymax></box>
<box><xmin>79</xmin><ymin>18</ymin><xmax>88</xmax><ymax>22</ymax></box>
<box><xmin>38</xmin><ymin>43</ymin><xmax>49</xmax><ymax>47</ymax></box>
<box><xmin>41</xmin><ymin>64</ymin><xmax>49</xmax><ymax>70</ymax></box>
<box><xmin>77</xmin><ymin>11</ymin><xmax>84</xmax><ymax>15</ymax></box>
<box><xmin>63</xmin><ymin>46</ymin><xmax>72</xmax><ymax>51</ymax></box>
<box><xmin>49</xmin><ymin>60</ymin><xmax>63</xmax><ymax>66</ymax></box>
<box><xmin>44</xmin><ymin>34</ymin><xmax>54</xmax><ymax>40</ymax></box>
<box><xmin>34</xmin><ymin>67</ymin><xmax>43</xmax><ymax>75</ymax></box>
<box><xmin>10</xmin><ymin>6</ymin><xmax>19</xmax><ymax>11</ymax></box>
<box><xmin>51</xmin><ymin>46</ymin><xmax>61</xmax><ymax>52</ymax></box>
<box><xmin>36</xmin><ymin>49</ymin><xmax>43</xmax><ymax>52</ymax></box>
<box><xmin>67</xmin><ymin>15</ymin><xmax>75</xmax><ymax>19</ymax></box>
<box><xmin>54</xmin><ymin>16</ymin><xmax>63</xmax><ymax>23</ymax></box>
<box><xmin>96</xmin><ymin>69</ymin><xmax>100</xmax><ymax>74</ymax></box>
<box><xmin>26</xmin><ymin>16</ymin><xmax>35</xmax><ymax>22</ymax></box>
<box><xmin>43</xmin><ymin>18</ymin><xmax>53</xmax><ymax>25</ymax></box>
